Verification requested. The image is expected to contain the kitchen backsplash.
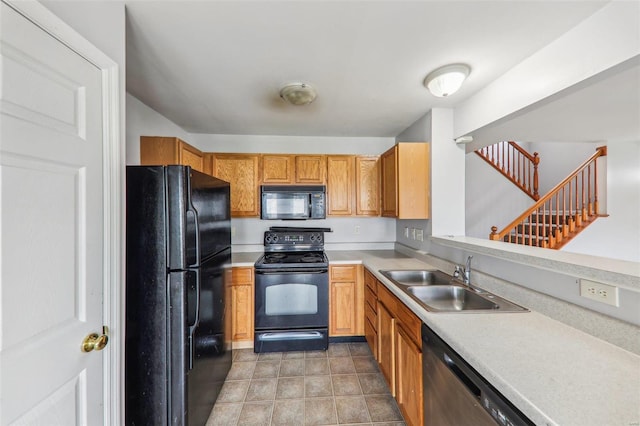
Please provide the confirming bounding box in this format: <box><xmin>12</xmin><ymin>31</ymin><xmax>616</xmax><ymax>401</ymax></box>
<box><xmin>231</xmin><ymin>217</ymin><xmax>396</xmax><ymax>251</ymax></box>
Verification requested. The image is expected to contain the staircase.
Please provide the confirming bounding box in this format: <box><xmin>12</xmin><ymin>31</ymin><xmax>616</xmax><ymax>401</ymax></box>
<box><xmin>475</xmin><ymin>141</ymin><xmax>540</xmax><ymax>200</ymax></box>
<box><xmin>484</xmin><ymin>145</ymin><xmax>607</xmax><ymax>250</ymax></box>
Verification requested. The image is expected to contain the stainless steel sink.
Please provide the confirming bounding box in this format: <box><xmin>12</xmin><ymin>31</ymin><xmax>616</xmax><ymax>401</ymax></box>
<box><xmin>379</xmin><ymin>269</ymin><xmax>453</xmax><ymax>286</ymax></box>
<box><xmin>378</xmin><ymin>269</ymin><xmax>528</xmax><ymax>313</ymax></box>
<box><xmin>407</xmin><ymin>286</ymin><xmax>499</xmax><ymax>311</ymax></box>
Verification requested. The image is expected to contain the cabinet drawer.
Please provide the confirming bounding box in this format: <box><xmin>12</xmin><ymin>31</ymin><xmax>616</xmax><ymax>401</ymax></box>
<box><xmin>365</xmin><ymin>286</ymin><xmax>377</xmax><ymax>311</ymax></box>
<box><xmin>365</xmin><ymin>317</ymin><xmax>378</xmax><ymax>359</ymax></box>
<box><xmin>231</xmin><ymin>267</ymin><xmax>253</xmax><ymax>286</ymax></box>
<box><xmin>365</xmin><ymin>303</ymin><xmax>377</xmax><ymax>331</ymax></box>
<box><xmin>331</xmin><ymin>265</ymin><xmax>357</xmax><ymax>281</ymax></box>
<box><xmin>396</xmin><ymin>302</ymin><xmax>421</xmax><ymax>346</ymax></box>
<box><xmin>377</xmin><ymin>283</ymin><xmax>398</xmax><ymax>313</ymax></box>
<box><xmin>364</xmin><ymin>269</ymin><xmax>377</xmax><ymax>294</ymax></box>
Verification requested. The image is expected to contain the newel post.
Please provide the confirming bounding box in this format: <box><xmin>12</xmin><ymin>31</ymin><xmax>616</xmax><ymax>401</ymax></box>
<box><xmin>532</xmin><ymin>152</ymin><xmax>540</xmax><ymax>200</ymax></box>
<box><xmin>489</xmin><ymin>226</ymin><xmax>499</xmax><ymax>241</ymax></box>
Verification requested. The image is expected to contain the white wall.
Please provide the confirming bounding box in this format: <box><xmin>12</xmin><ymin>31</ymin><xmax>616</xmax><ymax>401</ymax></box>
<box><xmin>562</xmin><ymin>141</ymin><xmax>640</xmax><ymax>262</ymax></box>
<box><xmin>454</xmin><ymin>1</ymin><xmax>640</xmax><ymax>138</ymax></box>
<box><xmin>530</xmin><ymin>141</ymin><xmax>601</xmax><ymax>194</ymax></box>
<box><xmin>466</xmin><ymin>153</ymin><xmax>533</xmax><ymax>239</ymax></box>
<box><xmin>126</xmin><ymin>94</ymin><xmax>191</xmax><ymax>164</ymax></box>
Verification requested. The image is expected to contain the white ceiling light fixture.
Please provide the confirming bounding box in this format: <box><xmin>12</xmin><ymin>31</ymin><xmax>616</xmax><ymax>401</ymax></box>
<box><xmin>279</xmin><ymin>83</ymin><xmax>317</xmax><ymax>106</ymax></box>
<box><xmin>423</xmin><ymin>64</ymin><xmax>471</xmax><ymax>98</ymax></box>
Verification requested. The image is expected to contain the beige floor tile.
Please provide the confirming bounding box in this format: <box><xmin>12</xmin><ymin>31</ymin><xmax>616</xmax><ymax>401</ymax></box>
<box><xmin>331</xmin><ymin>374</ymin><xmax>362</xmax><ymax>396</ymax></box>
<box><xmin>357</xmin><ymin>373</ymin><xmax>389</xmax><ymax>395</ymax></box>
<box><xmin>305</xmin><ymin>358</ymin><xmax>330</xmax><ymax>376</ymax></box>
<box><xmin>304</xmin><ymin>398</ymin><xmax>337</xmax><ymax>425</ymax></box>
<box><xmin>352</xmin><ymin>356</ymin><xmax>379</xmax><ymax>373</ymax></box>
<box><xmin>206</xmin><ymin>402</ymin><xmax>242</xmax><ymax>425</ymax></box>
<box><xmin>329</xmin><ymin>356</ymin><xmax>356</xmax><ymax>374</ymax></box>
<box><xmin>217</xmin><ymin>380</ymin><xmax>250</xmax><ymax>403</ymax></box>
<box><xmin>234</xmin><ymin>349</ymin><xmax>259</xmax><ymax>362</ymax></box>
<box><xmin>258</xmin><ymin>352</ymin><xmax>283</xmax><ymax>361</ymax></box>
<box><xmin>364</xmin><ymin>395</ymin><xmax>403</xmax><ymax>422</ymax></box>
<box><xmin>253</xmin><ymin>360</ymin><xmax>281</xmax><ymax>378</ymax></box>
<box><xmin>279</xmin><ymin>359</ymin><xmax>305</xmax><ymax>377</ymax></box>
<box><xmin>348</xmin><ymin>342</ymin><xmax>372</xmax><ymax>357</ymax></box>
<box><xmin>276</xmin><ymin>377</ymin><xmax>305</xmax><ymax>399</ymax></box>
<box><xmin>305</xmin><ymin>375</ymin><xmax>333</xmax><ymax>397</ymax></box>
<box><xmin>237</xmin><ymin>401</ymin><xmax>274</xmax><ymax>426</ymax></box>
<box><xmin>328</xmin><ymin>343</ymin><xmax>350</xmax><ymax>358</ymax></box>
<box><xmin>271</xmin><ymin>399</ymin><xmax>305</xmax><ymax>425</ymax></box>
<box><xmin>335</xmin><ymin>396</ymin><xmax>371</xmax><ymax>424</ymax></box>
<box><xmin>227</xmin><ymin>361</ymin><xmax>257</xmax><ymax>380</ymax></box>
<box><xmin>246</xmin><ymin>378</ymin><xmax>278</xmax><ymax>401</ymax></box>
<box><xmin>283</xmin><ymin>351</ymin><xmax>305</xmax><ymax>359</ymax></box>
<box><xmin>305</xmin><ymin>350</ymin><xmax>328</xmax><ymax>358</ymax></box>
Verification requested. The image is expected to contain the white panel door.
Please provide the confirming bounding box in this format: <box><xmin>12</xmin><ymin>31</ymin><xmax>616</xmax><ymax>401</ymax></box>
<box><xmin>0</xmin><ymin>3</ymin><xmax>106</xmax><ymax>425</ymax></box>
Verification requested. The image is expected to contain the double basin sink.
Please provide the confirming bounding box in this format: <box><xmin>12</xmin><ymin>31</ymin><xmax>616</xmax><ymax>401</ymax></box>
<box><xmin>379</xmin><ymin>269</ymin><xmax>528</xmax><ymax>313</ymax></box>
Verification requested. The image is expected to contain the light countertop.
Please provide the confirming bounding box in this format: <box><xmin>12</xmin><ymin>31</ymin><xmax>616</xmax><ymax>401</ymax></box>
<box><xmin>231</xmin><ymin>249</ymin><xmax>640</xmax><ymax>425</ymax></box>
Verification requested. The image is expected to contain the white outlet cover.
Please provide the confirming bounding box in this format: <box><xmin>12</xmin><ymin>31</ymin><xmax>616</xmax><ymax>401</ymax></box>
<box><xmin>579</xmin><ymin>279</ymin><xmax>619</xmax><ymax>307</ymax></box>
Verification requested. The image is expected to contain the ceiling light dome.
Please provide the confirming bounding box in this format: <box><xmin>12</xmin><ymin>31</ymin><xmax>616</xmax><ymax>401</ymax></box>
<box><xmin>423</xmin><ymin>64</ymin><xmax>470</xmax><ymax>97</ymax></box>
<box><xmin>280</xmin><ymin>83</ymin><xmax>317</xmax><ymax>105</ymax></box>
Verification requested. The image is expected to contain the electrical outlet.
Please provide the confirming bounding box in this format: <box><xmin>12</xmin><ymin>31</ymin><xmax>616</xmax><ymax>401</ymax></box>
<box><xmin>404</xmin><ymin>227</ymin><xmax>409</xmax><ymax>238</ymax></box>
<box><xmin>354</xmin><ymin>225</ymin><xmax>360</xmax><ymax>235</ymax></box>
<box><xmin>410</xmin><ymin>228</ymin><xmax>416</xmax><ymax>240</ymax></box>
<box><xmin>416</xmin><ymin>229</ymin><xmax>424</xmax><ymax>241</ymax></box>
<box><xmin>579</xmin><ymin>279</ymin><xmax>619</xmax><ymax>307</ymax></box>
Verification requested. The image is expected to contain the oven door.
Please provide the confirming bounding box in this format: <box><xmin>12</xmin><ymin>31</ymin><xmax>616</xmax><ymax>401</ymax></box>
<box><xmin>254</xmin><ymin>269</ymin><xmax>328</xmax><ymax>330</ymax></box>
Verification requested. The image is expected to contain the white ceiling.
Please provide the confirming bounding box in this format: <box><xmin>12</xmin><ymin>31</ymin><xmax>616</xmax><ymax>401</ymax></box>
<box><xmin>125</xmin><ymin>1</ymin><xmax>619</xmax><ymax>138</ymax></box>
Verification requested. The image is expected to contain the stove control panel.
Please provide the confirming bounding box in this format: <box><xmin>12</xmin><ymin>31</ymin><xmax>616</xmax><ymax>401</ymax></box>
<box><xmin>264</xmin><ymin>231</ymin><xmax>324</xmax><ymax>246</ymax></box>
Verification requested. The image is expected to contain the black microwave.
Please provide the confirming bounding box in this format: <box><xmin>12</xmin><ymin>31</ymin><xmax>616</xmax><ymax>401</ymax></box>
<box><xmin>260</xmin><ymin>185</ymin><xmax>326</xmax><ymax>220</ymax></box>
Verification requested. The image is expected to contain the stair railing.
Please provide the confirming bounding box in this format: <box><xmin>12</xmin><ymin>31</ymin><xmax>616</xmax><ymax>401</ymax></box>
<box><xmin>476</xmin><ymin>141</ymin><xmax>540</xmax><ymax>200</ymax></box>
<box><xmin>490</xmin><ymin>146</ymin><xmax>607</xmax><ymax>249</ymax></box>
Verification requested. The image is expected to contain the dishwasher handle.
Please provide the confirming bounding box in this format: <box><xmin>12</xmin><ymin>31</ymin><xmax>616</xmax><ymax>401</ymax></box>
<box><xmin>443</xmin><ymin>353</ymin><xmax>483</xmax><ymax>401</ymax></box>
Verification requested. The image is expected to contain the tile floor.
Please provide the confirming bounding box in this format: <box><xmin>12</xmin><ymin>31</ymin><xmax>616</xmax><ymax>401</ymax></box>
<box><xmin>206</xmin><ymin>342</ymin><xmax>406</xmax><ymax>426</ymax></box>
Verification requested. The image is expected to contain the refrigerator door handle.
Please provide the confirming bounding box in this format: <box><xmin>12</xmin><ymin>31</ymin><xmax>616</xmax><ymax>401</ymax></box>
<box><xmin>186</xmin><ymin>177</ymin><xmax>202</xmax><ymax>268</ymax></box>
<box><xmin>188</xmin><ymin>268</ymin><xmax>201</xmax><ymax>370</ymax></box>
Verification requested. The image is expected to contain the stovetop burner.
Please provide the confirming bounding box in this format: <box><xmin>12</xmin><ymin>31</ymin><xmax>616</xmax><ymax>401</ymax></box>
<box><xmin>258</xmin><ymin>251</ymin><xmax>328</xmax><ymax>268</ymax></box>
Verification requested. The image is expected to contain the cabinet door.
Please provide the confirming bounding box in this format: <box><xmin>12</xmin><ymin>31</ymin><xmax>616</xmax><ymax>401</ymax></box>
<box><xmin>212</xmin><ymin>154</ymin><xmax>261</xmax><ymax>217</ymax></box>
<box><xmin>396</xmin><ymin>325</ymin><xmax>423</xmax><ymax>426</ymax></box>
<box><xmin>397</xmin><ymin>143</ymin><xmax>430</xmax><ymax>219</ymax></box>
<box><xmin>329</xmin><ymin>265</ymin><xmax>363</xmax><ymax>336</ymax></box>
<box><xmin>381</xmin><ymin>147</ymin><xmax>398</xmax><ymax>217</ymax></box>
<box><xmin>262</xmin><ymin>154</ymin><xmax>294</xmax><ymax>184</ymax></box>
<box><xmin>327</xmin><ymin>156</ymin><xmax>354</xmax><ymax>216</ymax></box>
<box><xmin>295</xmin><ymin>155</ymin><xmax>326</xmax><ymax>183</ymax></box>
<box><xmin>377</xmin><ymin>301</ymin><xmax>395</xmax><ymax>396</ymax></box>
<box><xmin>355</xmin><ymin>156</ymin><xmax>380</xmax><ymax>216</ymax></box>
<box><xmin>231</xmin><ymin>268</ymin><xmax>254</xmax><ymax>343</ymax></box>
<box><xmin>178</xmin><ymin>141</ymin><xmax>204</xmax><ymax>172</ymax></box>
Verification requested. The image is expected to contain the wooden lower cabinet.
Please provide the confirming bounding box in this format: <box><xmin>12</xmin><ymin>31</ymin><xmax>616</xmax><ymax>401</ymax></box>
<box><xmin>329</xmin><ymin>264</ymin><xmax>364</xmax><ymax>336</ymax></box>
<box><xmin>377</xmin><ymin>301</ymin><xmax>396</xmax><ymax>395</ymax></box>
<box><xmin>367</xmin><ymin>267</ymin><xmax>424</xmax><ymax>426</ymax></box>
<box><xmin>230</xmin><ymin>267</ymin><xmax>254</xmax><ymax>344</ymax></box>
<box><xmin>396</xmin><ymin>325</ymin><xmax>423</xmax><ymax>426</ymax></box>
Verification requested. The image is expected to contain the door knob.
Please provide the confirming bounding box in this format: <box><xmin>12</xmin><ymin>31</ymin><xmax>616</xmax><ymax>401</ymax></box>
<box><xmin>81</xmin><ymin>328</ymin><xmax>109</xmax><ymax>353</ymax></box>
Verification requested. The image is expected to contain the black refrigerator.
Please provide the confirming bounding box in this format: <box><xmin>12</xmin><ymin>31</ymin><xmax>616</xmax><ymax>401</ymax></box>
<box><xmin>125</xmin><ymin>165</ymin><xmax>232</xmax><ymax>426</ymax></box>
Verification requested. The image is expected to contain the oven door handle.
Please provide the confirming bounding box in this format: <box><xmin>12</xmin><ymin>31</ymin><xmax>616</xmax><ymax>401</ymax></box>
<box><xmin>255</xmin><ymin>269</ymin><xmax>328</xmax><ymax>275</ymax></box>
<box><xmin>258</xmin><ymin>331</ymin><xmax>324</xmax><ymax>341</ymax></box>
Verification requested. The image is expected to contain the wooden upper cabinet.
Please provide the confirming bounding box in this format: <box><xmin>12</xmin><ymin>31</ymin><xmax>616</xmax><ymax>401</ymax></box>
<box><xmin>327</xmin><ymin>156</ymin><xmax>354</xmax><ymax>216</ymax></box>
<box><xmin>327</xmin><ymin>155</ymin><xmax>380</xmax><ymax>217</ymax></box>
<box><xmin>140</xmin><ymin>136</ymin><xmax>204</xmax><ymax>173</ymax></box>
<box><xmin>211</xmin><ymin>154</ymin><xmax>261</xmax><ymax>217</ymax></box>
<box><xmin>262</xmin><ymin>154</ymin><xmax>294</xmax><ymax>184</ymax></box>
<box><xmin>355</xmin><ymin>156</ymin><xmax>380</xmax><ymax>216</ymax></box>
<box><xmin>295</xmin><ymin>155</ymin><xmax>326</xmax><ymax>184</ymax></box>
<box><xmin>381</xmin><ymin>147</ymin><xmax>398</xmax><ymax>217</ymax></box>
<box><xmin>381</xmin><ymin>143</ymin><xmax>430</xmax><ymax>219</ymax></box>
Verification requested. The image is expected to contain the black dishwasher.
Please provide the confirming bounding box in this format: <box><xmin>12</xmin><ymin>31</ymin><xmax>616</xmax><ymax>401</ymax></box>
<box><xmin>422</xmin><ymin>324</ymin><xmax>534</xmax><ymax>426</ymax></box>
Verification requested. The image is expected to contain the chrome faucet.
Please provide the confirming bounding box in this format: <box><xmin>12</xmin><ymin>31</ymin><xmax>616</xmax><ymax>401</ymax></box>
<box><xmin>454</xmin><ymin>255</ymin><xmax>473</xmax><ymax>285</ymax></box>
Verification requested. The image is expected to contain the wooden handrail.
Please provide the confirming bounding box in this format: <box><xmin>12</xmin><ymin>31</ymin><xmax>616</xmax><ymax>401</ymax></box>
<box><xmin>475</xmin><ymin>141</ymin><xmax>539</xmax><ymax>200</ymax></box>
<box><xmin>490</xmin><ymin>146</ymin><xmax>606</xmax><ymax>248</ymax></box>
